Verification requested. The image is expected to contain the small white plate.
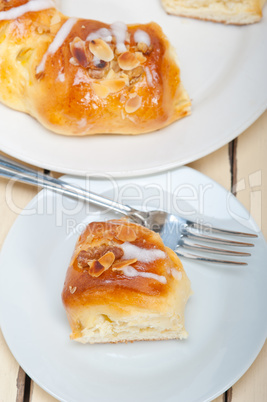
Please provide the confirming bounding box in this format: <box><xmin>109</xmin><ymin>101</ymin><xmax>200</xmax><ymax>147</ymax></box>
<box><xmin>0</xmin><ymin>0</ymin><xmax>267</xmax><ymax>176</ymax></box>
<box><xmin>0</xmin><ymin>167</ymin><xmax>266</xmax><ymax>402</ymax></box>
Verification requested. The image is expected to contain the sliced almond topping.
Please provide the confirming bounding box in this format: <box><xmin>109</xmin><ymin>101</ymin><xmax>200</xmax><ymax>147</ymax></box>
<box><xmin>125</xmin><ymin>95</ymin><xmax>142</xmax><ymax>114</ymax></box>
<box><xmin>102</xmin><ymin>79</ymin><xmax>126</xmax><ymax>93</ymax></box>
<box><xmin>50</xmin><ymin>13</ymin><xmax>61</xmax><ymax>26</ymax></box>
<box><xmin>88</xmin><ymin>260</ymin><xmax>105</xmax><ymax>277</ymax></box>
<box><xmin>125</xmin><ymin>66</ymin><xmax>144</xmax><ymax>85</ymax></box>
<box><xmin>137</xmin><ymin>41</ymin><xmax>154</xmax><ymax>55</ymax></box>
<box><xmin>69</xmin><ymin>57</ymin><xmax>79</xmax><ymax>66</ymax></box>
<box><xmin>135</xmin><ymin>52</ymin><xmax>147</xmax><ymax>64</ymax></box>
<box><xmin>106</xmin><ymin>69</ymin><xmax>117</xmax><ymax>80</ymax></box>
<box><xmin>92</xmin><ymin>83</ymin><xmax>110</xmax><ymax>98</ymax></box>
<box><xmin>112</xmin><ymin>259</ymin><xmax>138</xmax><ymax>270</ymax></box>
<box><xmin>88</xmin><ymin>68</ymin><xmax>106</xmax><ymax>79</ymax></box>
<box><xmin>70</xmin><ymin>37</ymin><xmax>92</xmax><ymax>68</ymax></box>
<box><xmin>88</xmin><ymin>251</ymin><xmax>115</xmax><ymax>277</ymax></box>
<box><xmin>110</xmin><ymin>60</ymin><xmax>120</xmax><ymax>73</ymax></box>
<box><xmin>98</xmin><ymin>251</ymin><xmax>115</xmax><ymax>270</ymax></box>
<box><xmin>69</xmin><ymin>286</ymin><xmax>77</xmax><ymax>294</ymax></box>
<box><xmin>89</xmin><ymin>39</ymin><xmax>114</xmax><ymax>62</ymax></box>
<box><xmin>116</xmin><ymin>225</ymin><xmax>137</xmax><ymax>242</ymax></box>
<box><xmin>118</xmin><ymin>52</ymin><xmax>140</xmax><ymax>71</ymax></box>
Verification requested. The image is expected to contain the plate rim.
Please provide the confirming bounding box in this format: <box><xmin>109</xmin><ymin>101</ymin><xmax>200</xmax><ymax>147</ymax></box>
<box><xmin>0</xmin><ymin>104</ymin><xmax>266</xmax><ymax>177</ymax></box>
<box><xmin>0</xmin><ymin>0</ymin><xmax>267</xmax><ymax>177</ymax></box>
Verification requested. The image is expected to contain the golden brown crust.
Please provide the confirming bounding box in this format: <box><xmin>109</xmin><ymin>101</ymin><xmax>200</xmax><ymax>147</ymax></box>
<box><xmin>62</xmin><ymin>220</ymin><xmax>173</xmax><ymax>308</ymax></box>
<box><xmin>61</xmin><ymin>219</ymin><xmax>191</xmax><ymax>342</ymax></box>
<box><xmin>0</xmin><ymin>0</ymin><xmax>191</xmax><ymax>136</ymax></box>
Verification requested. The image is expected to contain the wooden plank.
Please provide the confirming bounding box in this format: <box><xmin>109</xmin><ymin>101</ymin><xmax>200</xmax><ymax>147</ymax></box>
<box><xmin>0</xmin><ymin>162</ymin><xmax>39</xmax><ymax>402</ymax></box>
<box><xmin>190</xmin><ymin>143</ymin><xmax>231</xmax><ymax>402</ymax></box>
<box><xmin>235</xmin><ymin>111</ymin><xmax>267</xmax><ymax>239</ymax></box>
<box><xmin>30</xmin><ymin>383</ymin><xmax>58</xmax><ymax>402</ymax></box>
<box><xmin>228</xmin><ymin>110</ymin><xmax>267</xmax><ymax>402</ymax></box>
<box><xmin>189</xmin><ymin>144</ymin><xmax>231</xmax><ymax>192</ymax></box>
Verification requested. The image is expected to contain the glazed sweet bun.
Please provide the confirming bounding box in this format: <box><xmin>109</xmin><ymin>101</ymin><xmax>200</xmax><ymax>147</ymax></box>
<box><xmin>0</xmin><ymin>0</ymin><xmax>191</xmax><ymax>136</ymax></box>
<box><xmin>161</xmin><ymin>0</ymin><xmax>266</xmax><ymax>24</ymax></box>
<box><xmin>62</xmin><ymin>219</ymin><xmax>192</xmax><ymax>344</ymax></box>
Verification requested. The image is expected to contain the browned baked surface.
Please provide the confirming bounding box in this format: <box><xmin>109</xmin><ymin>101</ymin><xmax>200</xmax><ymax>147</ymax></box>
<box><xmin>63</xmin><ymin>220</ymin><xmax>176</xmax><ymax>308</ymax></box>
<box><xmin>61</xmin><ymin>219</ymin><xmax>191</xmax><ymax>343</ymax></box>
<box><xmin>0</xmin><ymin>0</ymin><xmax>191</xmax><ymax>136</ymax></box>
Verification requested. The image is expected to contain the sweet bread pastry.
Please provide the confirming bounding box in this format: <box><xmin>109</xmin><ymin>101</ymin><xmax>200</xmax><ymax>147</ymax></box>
<box><xmin>0</xmin><ymin>0</ymin><xmax>191</xmax><ymax>136</ymax></box>
<box><xmin>161</xmin><ymin>0</ymin><xmax>266</xmax><ymax>24</ymax></box>
<box><xmin>62</xmin><ymin>219</ymin><xmax>191</xmax><ymax>344</ymax></box>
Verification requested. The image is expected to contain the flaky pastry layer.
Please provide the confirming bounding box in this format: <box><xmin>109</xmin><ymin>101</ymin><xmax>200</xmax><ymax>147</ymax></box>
<box><xmin>162</xmin><ymin>0</ymin><xmax>266</xmax><ymax>24</ymax></box>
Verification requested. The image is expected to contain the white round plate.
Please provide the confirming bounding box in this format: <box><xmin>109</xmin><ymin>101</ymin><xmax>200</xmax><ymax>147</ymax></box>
<box><xmin>0</xmin><ymin>167</ymin><xmax>266</xmax><ymax>402</ymax></box>
<box><xmin>0</xmin><ymin>1</ymin><xmax>267</xmax><ymax>176</ymax></box>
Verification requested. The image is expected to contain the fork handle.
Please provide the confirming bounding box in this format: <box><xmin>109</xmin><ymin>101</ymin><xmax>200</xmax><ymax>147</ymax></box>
<box><xmin>0</xmin><ymin>156</ymin><xmax>133</xmax><ymax>216</ymax></box>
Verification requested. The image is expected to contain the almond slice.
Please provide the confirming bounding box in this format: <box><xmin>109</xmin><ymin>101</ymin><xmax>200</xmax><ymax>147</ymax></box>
<box><xmin>135</xmin><ymin>51</ymin><xmax>147</xmax><ymax>64</ymax></box>
<box><xmin>92</xmin><ymin>83</ymin><xmax>110</xmax><ymax>98</ymax></box>
<box><xmin>125</xmin><ymin>95</ymin><xmax>142</xmax><ymax>114</ymax></box>
<box><xmin>70</xmin><ymin>37</ymin><xmax>92</xmax><ymax>68</ymax></box>
<box><xmin>98</xmin><ymin>251</ymin><xmax>115</xmax><ymax>270</ymax></box>
<box><xmin>88</xmin><ymin>260</ymin><xmax>105</xmax><ymax>277</ymax></box>
<box><xmin>116</xmin><ymin>225</ymin><xmax>137</xmax><ymax>242</ymax></box>
<box><xmin>50</xmin><ymin>13</ymin><xmax>61</xmax><ymax>26</ymax></box>
<box><xmin>89</xmin><ymin>39</ymin><xmax>114</xmax><ymax>62</ymax></box>
<box><xmin>137</xmin><ymin>42</ymin><xmax>148</xmax><ymax>54</ymax></box>
<box><xmin>88</xmin><ymin>251</ymin><xmax>115</xmax><ymax>277</ymax></box>
<box><xmin>69</xmin><ymin>57</ymin><xmax>79</xmax><ymax>66</ymax></box>
<box><xmin>120</xmin><ymin>72</ymin><xmax>129</xmax><ymax>86</ymax></box>
<box><xmin>118</xmin><ymin>51</ymin><xmax>140</xmax><ymax>71</ymax></box>
<box><xmin>102</xmin><ymin>78</ymin><xmax>126</xmax><ymax>93</ymax></box>
<box><xmin>112</xmin><ymin>259</ymin><xmax>138</xmax><ymax>270</ymax></box>
<box><xmin>69</xmin><ymin>286</ymin><xmax>77</xmax><ymax>294</ymax></box>
<box><xmin>106</xmin><ymin>69</ymin><xmax>117</xmax><ymax>80</ymax></box>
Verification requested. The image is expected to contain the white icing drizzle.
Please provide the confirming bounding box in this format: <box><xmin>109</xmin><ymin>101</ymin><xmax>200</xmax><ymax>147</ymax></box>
<box><xmin>122</xmin><ymin>266</ymin><xmax>167</xmax><ymax>284</ymax></box>
<box><xmin>134</xmin><ymin>29</ymin><xmax>151</xmax><ymax>46</ymax></box>
<box><xmin>171</xmin><ymin>269</ymin><xmax>182</xmax><ymax>281</ymax></box>
<box><xmin>110</xmin><ymin>21</ymin><xmax>127</xmax><ymax>53</ymax></box>
<box><xmin>92</xmin><ymin>55</ymin><xmax>101</xmax><ymax>66</ymax></box>
<box><xmin>86</xmin><ymin>27</ymin><xmax>112</xmax><ymax>43</ymax></box>
<box><xmin>120</xmin><ymin>242</ymin><xmax>166</xmax><ymax>263</ymax></box>
<box><xmin>145</xmin><ymin>67</ymin><xmax>153</xmax><ymax>86</ymax></box>
<box><xmin>0</xmin><ymin>0</ymin><xmax>55</xmax><ymax>21</ymax></box>
<box><xmin>86</xmin><ymin>21</ymin><xmax>129</xmax><ymax>54</ymax></box>
<box><xmin>36</xmin><ymin>17</ymin><xmax>77</xmax><ymax>74</ymax></box>
<box><xmin>57</xmin><ymin>71</ymin><xmax>65</xmax><ymax>82</ymax></box>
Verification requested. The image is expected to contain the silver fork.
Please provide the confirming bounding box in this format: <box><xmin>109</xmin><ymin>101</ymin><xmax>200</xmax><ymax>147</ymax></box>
<box><xmin>0</xmin><ymin>156</ymin><xmax>257</xmax><ymax>266</ymax></box>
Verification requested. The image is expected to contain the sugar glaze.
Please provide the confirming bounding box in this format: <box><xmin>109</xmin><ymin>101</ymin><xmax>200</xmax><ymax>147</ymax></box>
<box><xmin>36</xmin><ymin>17</ymin><xmax>77</xmax><ymax>74</ymax></box>
<box><xmin>0</xmin><ymin>0</ymin><xmax>55</xmax><ymax>21</ymax></box>
<box><xmin>122</xmin><ymin>266</ymin><xmax>167</xmax><ymax>285</ymax></box>
<box><xmin>121</xmin><ymin>242</ymin><xmax>166</xmax><ymax>263</ymax></box>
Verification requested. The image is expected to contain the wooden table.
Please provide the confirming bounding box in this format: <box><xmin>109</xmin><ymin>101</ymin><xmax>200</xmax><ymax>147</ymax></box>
<box><xmin>0</xmin><ymin>111</ymin><xmax>266</xmax><ymax>402</ymax></box>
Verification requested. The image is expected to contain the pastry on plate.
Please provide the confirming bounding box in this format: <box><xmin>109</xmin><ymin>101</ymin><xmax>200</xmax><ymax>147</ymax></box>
<box><xmin>161</xmin><ymin>0</ymin><xmax>266</xmax><ymax>24</ymax></box>
<box><xmin>62</xmin><ymin>219</ymin><xmax>191</xmax><ymax>344</ymax></box>
<box><xmin>0</xmin><ymin>0</ymin><xmax>191</xmax><ymax>136</ymax></box>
